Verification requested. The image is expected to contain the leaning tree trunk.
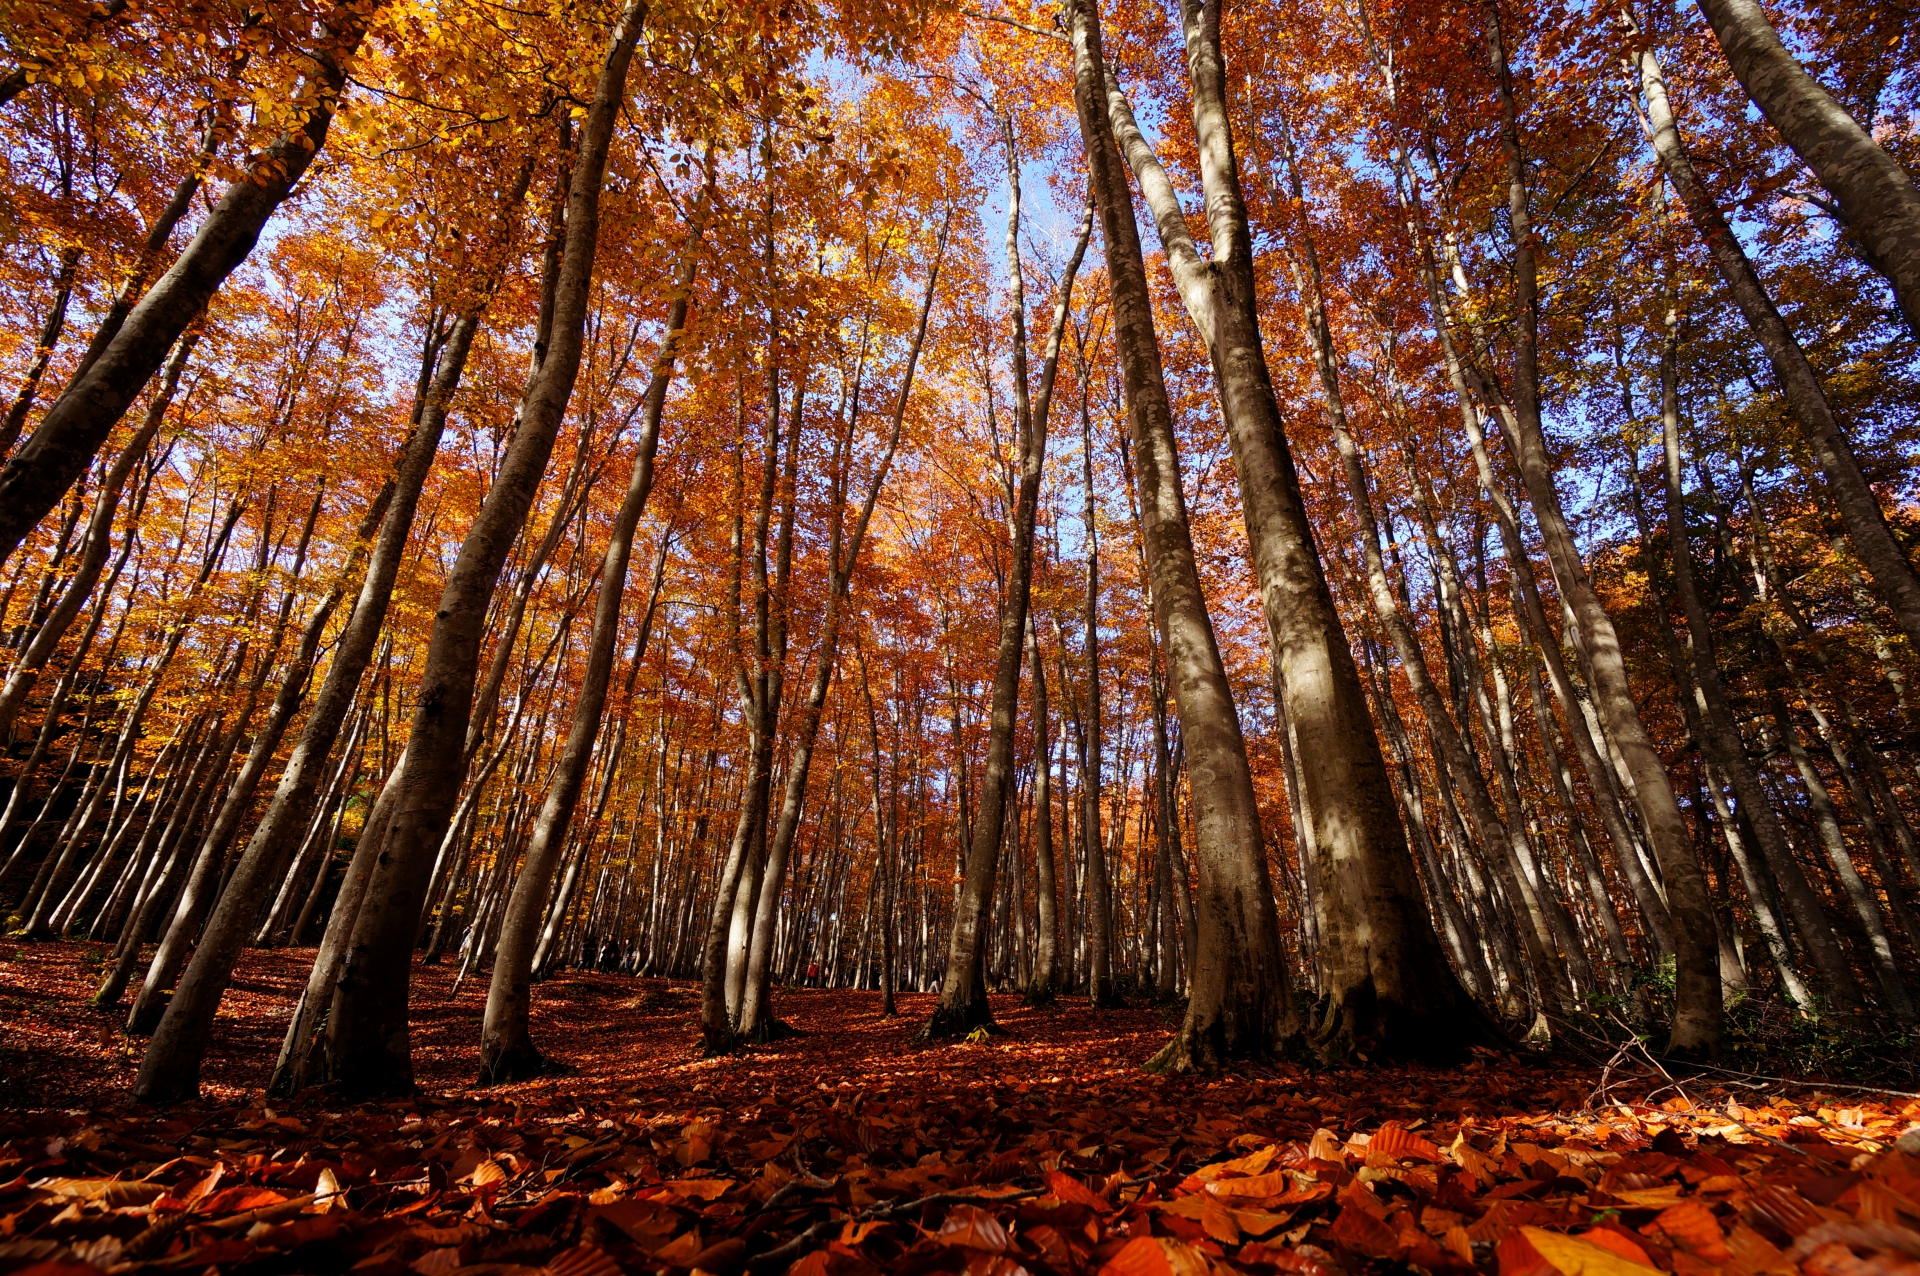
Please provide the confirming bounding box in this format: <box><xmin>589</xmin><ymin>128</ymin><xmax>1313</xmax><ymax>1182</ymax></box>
<box><xmin>1689</xmin><ymin>0</ymin><xmax>1920</xmax><ymax>341</ymax></box>
<box><xmin>1488</xmin><ymin>11</ymin><xmax>1721</xmax><ymax>1055</ymax></box>
<box><xmin>1632</xmin><ymin>30</ymin><xmax>1920</xmax><ymax>660</ymax></box>
<box><xmin>1636</xmin><ymin>186</ymin><xmax>1867</xmax><ymax>1019</ymax></box>
<box><xmin>0</xmin><ymin>0</ymin><xmax>376</xmax><ymax>568</ymax></box>
<box><xmin>477</xmin><ymin>198</ymin><xmax>703</xmax><ymax>1083</ymax></box>
<box><xmin>1069</xmin><ymin>0</ymin><xmax>1299</xmax><ymax>1074</ymax></box>
<box><xmin>320</xmin><ymin>3</ymin><xmax>645</xmax><ymax>1099</ymax></box>
<box><xmin>0</xmin><ymin>332</ymin><xmax>196</xmax><ymax>742</ymax></box>
<box><xmin>1283</xmin><ymin>140</ymin><xmax>1565</xmax><ymax>1020</ymax></box>
<box><xmin>135</xmin><ymin>167</ymin><xmax>532</xmax><ymax>1103</ymax></box>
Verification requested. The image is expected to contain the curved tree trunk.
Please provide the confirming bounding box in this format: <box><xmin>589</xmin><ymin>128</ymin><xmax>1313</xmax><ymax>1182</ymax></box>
<box><xmin>319</xmin><ymin>4</ymin><xmax>645</xmax><ymax>1098</ymax></box>
<box><xmin>477</xmin><ymin>206</ymin><xmax>702</xmax><ymax>1082</ymax></box>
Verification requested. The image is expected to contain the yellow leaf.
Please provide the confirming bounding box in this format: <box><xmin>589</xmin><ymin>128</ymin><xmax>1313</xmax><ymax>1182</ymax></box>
<box><xmin>1521</xmin><ymin>1226</ymin><xmax>1666</xmax><ymax>1276</ymax></box>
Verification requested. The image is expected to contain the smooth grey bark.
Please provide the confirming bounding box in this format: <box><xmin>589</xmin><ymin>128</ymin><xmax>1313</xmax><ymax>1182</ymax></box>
<box><xmin>1485</xmin><ymin>8</ymin><xmax>1722</xmax><ymax>1054</ymax></box>
<box><xmin>0</xmin><ymin>2</ymin><xmax>374</xmax><ymax>567</ymax></box>
<box><xmin>268</xmin><ymin>751</ymin><xmax>403</xmax><ymax>1095</ymax></box>
<box><xmin>1103</xmin><ymin>0</ymin><xmax>1480</xmax><ymax>1061</ymax></box>
<box><xmin>321</xmin><ymin>2</ymin><xmax>645</xmax><ymax>1098</ymax></box>
<box><xmin>1279</xmin><ymin>134</ymin><xmax>1568</xmax><ymax>1016</ymax></box>
<box><xmin>478</xmin><ymin>194</ymin><xmax>704</xmax><ymax>1081</ymax></box>
<box><xmin>1069</xmin><ymin>0</ymin><xmax>1299</xmax><ymax>1073</ymax></box>
<box><xmin>1689</xmin><ymin>0</ymin><xmax>1920</xmax><ymax>339</ymax></box>
<box><xmin>1631</xmin><ymin>30</ymin><xmax>1920</xmax><ymax>661</ymax></box>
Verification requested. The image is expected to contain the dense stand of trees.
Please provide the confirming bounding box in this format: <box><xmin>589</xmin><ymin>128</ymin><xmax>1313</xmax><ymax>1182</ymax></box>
<box><xmin>2</xmin><ymin>0</ymin><xmax>1918</xmax><ymax>1098</ymax></box>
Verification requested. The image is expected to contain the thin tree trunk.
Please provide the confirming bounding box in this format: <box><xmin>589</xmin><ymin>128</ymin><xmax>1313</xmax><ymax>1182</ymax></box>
<box><xmin>319</xmin><ymin>7</ymin><xmax>642</xmax><ymax>1097</ymax></box>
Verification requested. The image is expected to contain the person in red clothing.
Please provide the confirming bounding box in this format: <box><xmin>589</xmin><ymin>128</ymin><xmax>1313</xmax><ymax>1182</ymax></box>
<box><xmin>806</xmin><ymin>963</ymin><xmax>821</xmax><ymax>987</ymax></box>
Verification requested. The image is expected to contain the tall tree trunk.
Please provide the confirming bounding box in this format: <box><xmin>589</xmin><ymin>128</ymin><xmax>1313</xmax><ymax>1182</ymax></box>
<box><xmin>477</xmin><ymin>204</ymin><xmax>702</xmax><ymax>1080</ymax></box>
<box><xmin>930</xmin><ymin>116</ymin><xmax>1086</xmax><ymax>1037</ymax></box>
<box><xmin>1484</xmin><ymin>5</ymin><xmax>1722</xmax><ymax>1055</ymax></box>
<box><xmin>1098</xmin><ymin>0</ymin><xmax>1483</xmax><ymax>1060</ymax></box>
<box><xmin>1025</xmin><ymin>617</ymin><xmax>1060</xmax><ymax>1004</ymax></box>
<box><xmin>1077</xmin><ymin>372</ymin><xmax>1114</xmax><ymax>1009</ymax></box>
<box><xmin>1069</xmin><ymin>0</ymin><xmax>1299</xmax><ymax>1073</ymax></box>
<box><xmin>1281</xmin><ymin>129</ymin><xmax>1564</xmax><ymax>1020</ymax></box>
<box><xmin>1636</xmin><ymin>201</ymin><xmax>1866</xmax><ymax>1018</ymax></box>
<box><xmin>319</xmin><ymin>4</ymin><xmax>645</xmax><ymax>1098</ymax></box>
<box><xmin>745</xmin><ymin>215</ymin><xmax>949</xmax><ymax>1042</ymax></box>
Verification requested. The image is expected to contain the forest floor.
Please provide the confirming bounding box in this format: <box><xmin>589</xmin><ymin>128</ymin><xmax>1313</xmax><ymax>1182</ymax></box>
<box><xmin>2</xmin><ymin>942</ymin><xmax>1918</xmax><ymax>1276</ymax></box>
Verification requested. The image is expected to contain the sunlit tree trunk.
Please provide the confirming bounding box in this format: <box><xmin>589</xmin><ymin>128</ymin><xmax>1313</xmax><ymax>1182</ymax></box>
<box><xmin>1631</xmin><ymin>29</ymin><xmax>1920</xmax><ymax>660</ymax></box>
<box><xmin>1483</xmin><ymin>7</ymin><xmax>1721</xmax><ymax>1055</ymax></box>
<box><xmin>931</xmin><ymin>117</ymin><xmax>1085</xmax><ymax>1035</ymax></box>
<box><xmin>319</xmin><ymin>3</ymin><xmax>645</xmax><ymax>1098</ymax></box>
<box><xmin>1069</xmin><ymin>0</ymin><xmax>1298</xmax><ymax>1072</ymax></box>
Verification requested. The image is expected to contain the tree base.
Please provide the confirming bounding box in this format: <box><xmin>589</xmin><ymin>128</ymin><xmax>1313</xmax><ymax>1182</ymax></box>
<box><xmin>1309</xmin><ymin>983</ymin><xmax>1504</xmax><ymax>1065</ymax></box>
<box><xmin>920</xmin><ymin>996</ymin><xmax>998</xmax><ymax>1042</ymax></box>
<box><xmin>1022</xmin><ymin>983</ymin><xmax>1055</xmax><ymax>1008</ymax></box>
<box><xmin>699</xmin><ymin>1025</ymin><xmax>742</xmax><ymax>1058</ymax></box>
<box><xmin>744</xmin><ymin>1015</ymin><xmax>799</xmax><ymax>1045</ymax></box>
<box><xmin>477</xmin><ymin>1038</ymin><xmax>576</xmax><ymax>1087</ymax></box>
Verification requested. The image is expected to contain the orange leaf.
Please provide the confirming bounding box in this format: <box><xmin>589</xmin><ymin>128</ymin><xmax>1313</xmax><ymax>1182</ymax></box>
<box><xmin>1656</xmin><ymin>1199</ymin><xmax>1731</xmax><ymax>1262</ymax></box>
<box><xmin>1372</xmin><ymin>1124</ymin><xmax>1444</xmax><ymax>1164</ymax></box>
<box><xmin>1098</xmin><ymin>1235</ymin><xmax>1173</xmax><ymax>1276</ymax></box>
<box><xmin>935</xmin><ymin>1203</ymin><xmax>1011</xmax><ymax>1253</ymax></box>
<box><xmin>1200</xmin><ymin>1193</ymin><xmax>1240</xmax><ymax>1245</ymax></box>
<box><xmin>1047</xmin><ymin>1169</ymin><xmax>1112</xmax><ymax>1212</ymax></box>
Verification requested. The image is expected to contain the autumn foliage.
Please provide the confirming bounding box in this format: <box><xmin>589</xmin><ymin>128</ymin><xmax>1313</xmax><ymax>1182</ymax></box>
<box><xmin>4</xmin><ymin>0</ymin><xmax>1920</xmax><ymax>1267</ymax></box>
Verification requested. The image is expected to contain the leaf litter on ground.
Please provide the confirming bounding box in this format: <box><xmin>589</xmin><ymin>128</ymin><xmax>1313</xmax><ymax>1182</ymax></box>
<box><xmin>2</xmin><ymin>944</ymin><xmax>1917</xmax><ymax>1276</ymax></box>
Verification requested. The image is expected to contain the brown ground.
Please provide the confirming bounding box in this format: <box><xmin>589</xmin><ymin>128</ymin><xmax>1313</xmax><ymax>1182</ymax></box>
<box><xmin>1</xmin><ymin>943</ymin><xmax>1915</xmax><ymax>1276</ymax></box>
